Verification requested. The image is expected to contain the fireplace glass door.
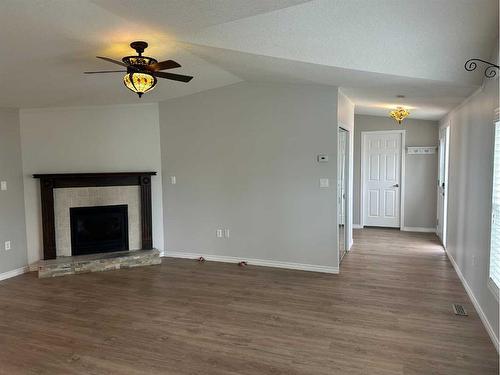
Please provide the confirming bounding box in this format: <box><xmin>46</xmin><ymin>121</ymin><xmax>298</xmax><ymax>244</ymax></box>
<box><xmin>70</xmin><ymin>205</ymin><xmax>129</xmax><ymax>256</ymax></box>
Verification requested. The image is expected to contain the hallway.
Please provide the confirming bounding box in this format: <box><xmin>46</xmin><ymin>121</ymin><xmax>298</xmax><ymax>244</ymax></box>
<box><xmin>344</xmin><ymin>228</ymin><xmax>498</xmax><ymax>373</ymax></box>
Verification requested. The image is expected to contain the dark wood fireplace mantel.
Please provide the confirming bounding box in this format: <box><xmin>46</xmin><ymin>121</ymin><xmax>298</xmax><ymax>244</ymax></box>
<box><xmin>33</xmin><ymin>172</ymin><xmax>156</xmax><ymax>260</ymax></box>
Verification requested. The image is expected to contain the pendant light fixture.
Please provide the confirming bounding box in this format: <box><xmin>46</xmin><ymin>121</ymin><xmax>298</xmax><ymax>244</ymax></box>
<box><xmin>390</xmin><ymin>107</ymin><xmax>410</xmax><ymax>125</ymax></box>
<box><xmin>389</xmin><ymin>95</ymin><xmax>410</xmax><ymax>125</ymax></box>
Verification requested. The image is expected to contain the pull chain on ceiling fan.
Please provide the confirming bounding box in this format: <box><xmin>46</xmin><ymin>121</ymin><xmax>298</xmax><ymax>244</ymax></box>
<box><xmin>84</xmin><ymin>41</ymin><xmax>193</xmax><ymax>97</ymax></box>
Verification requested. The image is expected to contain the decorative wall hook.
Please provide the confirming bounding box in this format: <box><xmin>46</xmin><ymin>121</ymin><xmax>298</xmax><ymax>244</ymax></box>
<box><xmin>464</xmin><ymin>58</ymin><xmax>499</xmax><ymax>78</ymax></box>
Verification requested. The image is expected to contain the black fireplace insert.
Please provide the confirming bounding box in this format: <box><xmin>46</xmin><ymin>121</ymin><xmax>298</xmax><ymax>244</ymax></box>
<box><xmin>70</xmin><ymin>205</ymin><xmax>129</xmax><ymax>256</ymax></box>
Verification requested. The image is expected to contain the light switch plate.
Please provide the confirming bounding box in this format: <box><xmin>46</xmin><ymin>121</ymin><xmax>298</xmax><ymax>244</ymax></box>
<box><xmin>170</xmin><ymin>176</ymin><xmax>176</xmax><ymax>185</ymax></box>
<box><xmin>216</xmin><ymin>229</ymin><xmax>223</xmax><ymax>238</ymax></box>
<box><xmin>320</xmin><ymin>178</ymin><xmax>329</xmax><ymax>188</ymax></box>
<box><xmin>0</xmin><ymin>181</ymin><xmax>6</xmax><ymax>191</ymax></box>
<box><xmin>4</xmin><ymin>241</ymin><xmax>11</xmax><ymax>251</ymax></box>
<box><xmin>224</xmin><ymin>229</ymin><xmax>230</xmax><ymax>238</ymax></box>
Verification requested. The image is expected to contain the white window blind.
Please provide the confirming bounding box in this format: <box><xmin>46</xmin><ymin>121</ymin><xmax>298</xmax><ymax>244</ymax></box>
<box><xmin>490</xmin><ymin>121</ymin><xmax>500</xmax><ymax>289</ymax></box>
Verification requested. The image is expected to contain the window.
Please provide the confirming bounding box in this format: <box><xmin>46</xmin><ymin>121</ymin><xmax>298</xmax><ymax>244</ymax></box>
<box><xmin>490</xmin><ymin>120</ymin><xmax>500</xmax><ymax>290</ymax></box>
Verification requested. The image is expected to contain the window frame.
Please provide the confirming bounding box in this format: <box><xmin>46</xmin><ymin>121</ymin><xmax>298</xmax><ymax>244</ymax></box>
<box><xmin>488</xmin><ymin>116</ymin><xmax>500</xmax><ymax>301</ymax></box>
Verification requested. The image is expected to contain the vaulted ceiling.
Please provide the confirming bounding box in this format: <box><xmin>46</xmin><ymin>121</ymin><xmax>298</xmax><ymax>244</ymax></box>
<box><xmin>0</xmin><ymin>0</ymin><xmax>497</xmax><ymax>119</ymax></box>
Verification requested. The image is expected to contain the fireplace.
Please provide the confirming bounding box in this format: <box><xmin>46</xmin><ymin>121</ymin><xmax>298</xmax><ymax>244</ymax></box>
<box><xmin>33</xmin><ymin>172</ymin><xmax>155</xmax><ymax>260</ymax></box>
<box><xmin>70</xmin><ymin>205</ymin><xmax>129</xmax><ymax>256</ymax></box>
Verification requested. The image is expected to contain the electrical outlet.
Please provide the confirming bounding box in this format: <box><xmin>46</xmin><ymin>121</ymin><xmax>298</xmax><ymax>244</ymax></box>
<box><xmin>0</xmin><ymin>181</ymin><xmax>6</xmax><ymax>191</ymax></box>
<box><xmin>216</xmin><ymin>229</ymin><xmax>223</xmax><ymax>238</ymax></box>
<box><xmin>4</xmin><ymin>241</ymin><xmax>11</xmax><ymax>251</ymax></box>
<box><xmin>170</xmin><ymin>176</ymin><xmax>176</xmax><ymax>185</ymax></box>
<box><xmin>224</xmin><ymin>229</ymin><xmax>230</xmax><ymax>238</ymax></box>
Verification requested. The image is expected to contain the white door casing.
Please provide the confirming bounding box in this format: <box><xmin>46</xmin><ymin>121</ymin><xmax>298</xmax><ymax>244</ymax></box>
<box><xmin>338</xmin><ymin>130</ymin><xmax>346</xmax><ymax>225</ymax></box>
<box><xmin>361</xmin><ymin>131</ymin><xmax>404</xmax><ymax>228</ymax></box>
<box><xmin>436</xmin><ymin>125</ymin><xmax>450</xmax><ymax>246</ymax></box>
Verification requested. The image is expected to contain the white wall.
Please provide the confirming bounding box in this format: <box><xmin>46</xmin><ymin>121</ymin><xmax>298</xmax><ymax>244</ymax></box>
<box><xmin>353</xmin><ymin>115</ymin><xmax>439</xmax><ymax>229</ymax></box>
<box><xmin>439</xmin><ymin>73</ymin><xmax>499</xmax><ymax>349</ymax></box>
<box><xmin>0</xmin><ymin>108</ymin><xmax>28</xmax><ymax>275</ymax></box>
<box><xmin>338</xmin><ymin>90</ymin><xmax>355</xmax><ymax>248</ymax></box>
<box><xmin>159</xmin><ymin>82</ymin><xmax>340</xmax><ymax>271</ymax></box>
<box><xmin>20</xmin><ymin>103</ymin><xmax>164</xmax><ymax>264</ymax></box>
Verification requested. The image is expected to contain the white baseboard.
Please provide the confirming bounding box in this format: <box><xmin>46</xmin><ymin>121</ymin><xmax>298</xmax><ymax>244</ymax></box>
<box><xmin>0</xmin><ymin>266</ymin><xmax>30</xmax><ymax>282</ymax></box>
<box><xmin>352</xmin><ymin>224</ymin><xmax>363</xmax><ymax>229</ymax></box>
<box><xmin>164</xmin><ymin>251</ymin><xmax>339</xmax><ymax>274</ymax></box>
<box><xmin>445</xmin><ymin>249</ymin><xmax>499</xmax><ymax>352</ymax></box>
<box><xmin>401</xmin><ymin>226</ymin><xmax>436</xmax><ymax>233</ymax></box>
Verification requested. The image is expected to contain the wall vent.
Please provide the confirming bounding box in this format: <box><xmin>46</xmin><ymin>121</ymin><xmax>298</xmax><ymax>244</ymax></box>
<box><xmin>452</xmin><ymin>304</ymin><xmax>468</xmax><ymax>316</ymax></box>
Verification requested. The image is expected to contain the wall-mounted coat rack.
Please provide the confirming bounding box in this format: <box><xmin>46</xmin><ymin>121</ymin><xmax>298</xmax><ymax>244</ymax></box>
<box><xmin>407</xmin><ymin>146</ymin><xmax>437</xmax><ymax>155</ymax></box>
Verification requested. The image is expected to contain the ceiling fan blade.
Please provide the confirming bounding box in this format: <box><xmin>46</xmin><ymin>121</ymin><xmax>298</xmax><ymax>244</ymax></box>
<box><xmin>154</xmin><ymin>71</ymin><xmax>193</xmax><ymax>82</ymax></box>
<box><xmin>84</xmin><ymin>70</ymin><xmax>127</xmax><ymax>74</ymax></box>
<box><xmin>147</xmin><ymin>59</ymin><xmax>181</xmax><ymax>71</ymax></box>
<box><xmin>96</xmin><ymin>56</ymin><xmax>127</xmax><ymax>67</ymax></box>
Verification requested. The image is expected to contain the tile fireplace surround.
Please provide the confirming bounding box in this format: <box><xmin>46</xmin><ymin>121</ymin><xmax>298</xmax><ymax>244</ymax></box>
<box><xmin>54</xmin><ymin>186</ymin><xmax>141</xmax><ymax>256</ymax></box>
<box><xmin>32</xmin><ymin>172</ymin><xmax>158</xmax><ymax>277</ymax></box>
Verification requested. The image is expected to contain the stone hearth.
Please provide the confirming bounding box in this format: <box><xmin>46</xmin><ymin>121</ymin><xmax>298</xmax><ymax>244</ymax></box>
<box><xmin>37</xmin><ymin>249</ymin><xmax>161</xmax><ymax>278</ymax></box>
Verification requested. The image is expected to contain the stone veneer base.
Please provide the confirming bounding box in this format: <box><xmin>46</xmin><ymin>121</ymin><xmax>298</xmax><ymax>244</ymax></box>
<box><xmin>37</xmin><ymin>249</ymin><xmax>161</xmax><ymax>278</ymax></box>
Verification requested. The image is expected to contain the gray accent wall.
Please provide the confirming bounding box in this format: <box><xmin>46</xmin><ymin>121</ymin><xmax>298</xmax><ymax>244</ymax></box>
<box><xmin>440</xmin><ymin>72</ymin><xmax>499</xmax><ymax>347</ymax></box>
<box><xmin>353</xmin><ymin>115</ymin><xmax>439</xmax><ymax>229</ymax></box>
<box><xmin>159</xmin><ymin>82</ymin><xmax>340</xmax><ymax>269</ymax></box>
<box><xmin>0</xmin><ymin>108</ymin><xmax>28</xmax><ymax>274</ymax></box>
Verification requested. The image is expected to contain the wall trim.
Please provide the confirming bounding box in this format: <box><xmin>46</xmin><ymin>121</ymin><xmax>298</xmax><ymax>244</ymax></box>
<box><xmin>338</xmin><ymin>124</ymin><xmax>352</xmax><ymax>268</ymax></box>
<box><xmin>0</xmin><ymin>266</ymin><xmax>30</xmax><ymax>282</ymax></box>
<box><xmin>164</xmin><ymin>251</ymin><xmax>339</xmax><ymax>274</ymax></box>
<box><xmin>401</xmin><ymin>226</ymin><xmax>436</xmax><ymax>233</ymax></box>
<box><xmin>445</xmin><ymin>249</ymin><xmax>499</xmax><ymax>352</ymax></box>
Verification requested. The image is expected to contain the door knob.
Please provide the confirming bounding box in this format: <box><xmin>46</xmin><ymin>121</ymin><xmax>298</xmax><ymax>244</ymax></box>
<box><xmin>393</xmin><ymin>184</ymin><xmax>399</xmax><ymax>188</ymax></box>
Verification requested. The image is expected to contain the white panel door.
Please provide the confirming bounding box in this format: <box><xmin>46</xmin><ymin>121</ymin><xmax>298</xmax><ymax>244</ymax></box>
<box><xmin>363</xmin><ymin>132</ymin><xmax>402</xmax><ymax>227</ymax></box>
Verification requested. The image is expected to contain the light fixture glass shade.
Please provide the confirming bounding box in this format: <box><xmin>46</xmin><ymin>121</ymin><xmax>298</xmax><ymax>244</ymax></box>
<box><xmin>389</xmin><ymin>107</ymin><xmax>410</xmax><ymax>125</ymax></box>
<box><xmin>123</xmin><ymin>72</ymin><xmax>157</xmax><ymax>97</ymax></box>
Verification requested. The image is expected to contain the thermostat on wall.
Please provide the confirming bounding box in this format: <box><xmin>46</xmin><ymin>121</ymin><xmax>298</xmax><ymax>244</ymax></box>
<box><xmin>317</xmin><ymin>154</ymin><xmax>329</xmax><ymax>163</ymax></box>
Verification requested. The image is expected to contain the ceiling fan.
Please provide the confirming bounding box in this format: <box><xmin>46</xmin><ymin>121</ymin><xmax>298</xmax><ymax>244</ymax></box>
<box><xmin>85</xmin><ymin>41</ymin><xmax>193</xmax><ymax>97</ymax></box>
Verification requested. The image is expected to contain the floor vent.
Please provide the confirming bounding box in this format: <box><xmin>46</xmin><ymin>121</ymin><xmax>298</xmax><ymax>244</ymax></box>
<box><xmin>452</xmin><ymin>304</ymin><xmax>468</xmax><ymax>316</ymax></box>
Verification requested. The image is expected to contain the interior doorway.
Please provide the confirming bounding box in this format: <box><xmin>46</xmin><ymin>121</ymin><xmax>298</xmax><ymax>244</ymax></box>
<box><xmin>361</xmin><ymin>130</ymin><xmax>405</xmax><ymax>228</ymax></box>
<box><xmin>436</xmin><ymin>125</ymin><xmax>450</xmax><ymax>246</ymax></box>
<box><xmin>338</xmin><ymin>127</ymin><xmax>348</xmax><ymax>262</ymax></box>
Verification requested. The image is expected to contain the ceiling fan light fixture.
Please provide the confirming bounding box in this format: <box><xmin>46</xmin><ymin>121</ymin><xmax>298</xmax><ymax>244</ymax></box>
<box><xmin>122</xmin><ymin>56</ymin><xmax>157</xmax><ymax>67</ymax></box>
<box><xmin>389</xmin><ymin>107</ymin><xmax>410</xmax><ymax>125</ymax></box>
<box><xmin>123</xmin><ymin>72</ymin><xmax>157</xmax><ymax>97</ymax></box>
<box><xmin>86</xmin><ymin>41</ymin><xmax>193</xmax><ymax>97</ymax></box>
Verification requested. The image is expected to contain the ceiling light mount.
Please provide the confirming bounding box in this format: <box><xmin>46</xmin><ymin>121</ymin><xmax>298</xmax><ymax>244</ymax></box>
<box><xmin>464</xmin><ymin>58</ymin><xmax>499</xmax><ymax>78</ymax></box>
<box><xmin>130</xmin><ymin>41</ymin><xmax>149</xmax><ymax>56</ymax></box>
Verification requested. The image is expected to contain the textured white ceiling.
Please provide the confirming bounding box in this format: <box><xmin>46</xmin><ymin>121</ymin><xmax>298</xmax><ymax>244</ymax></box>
<box><xmin>183</xmin><ymin>43</ymin><xmax>477</xmax><ymax>120</ymax></box>
<box><xmin>0</xmin><ymin>0</ymin><xmax>497</xmax><ymax>119</ymax></box>
<box><xmin>183</xmin><ymin>0</ymin><xmax>498</xmax><ymax>85</ymax></box>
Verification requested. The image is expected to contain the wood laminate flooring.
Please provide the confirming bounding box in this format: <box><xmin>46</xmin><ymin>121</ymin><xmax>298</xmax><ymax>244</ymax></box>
<box><xmin>0</xmin><ymin>228</ymin><xmax>497</xmax><ymax>374</ymax></box>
